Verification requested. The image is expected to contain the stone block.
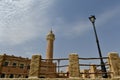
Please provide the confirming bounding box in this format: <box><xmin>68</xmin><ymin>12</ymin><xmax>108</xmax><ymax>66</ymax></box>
<box><xmin>69</xmin><ymin>53</ymin><xmax>80</xmax><ymax>78</ymax></box>
<box><xmin>108</xmin><ymin>52</ymin><xmax>120</xmax><ymax>77</ymax></box>
<box><xmin>29</xmin><ymin>55</ymin><xmax>41</xmax><ymax>78</ymax></box>
<box><xmin>90</xmin><ymin>64</ymin><xmax>97</xmax><ymax>78</ymax></box>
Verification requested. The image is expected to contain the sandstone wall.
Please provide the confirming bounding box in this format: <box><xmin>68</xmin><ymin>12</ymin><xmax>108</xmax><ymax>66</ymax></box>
<box><xmin>0</xmin><ymin>55</ymin><xmax>4</xmax><ymax>72</ymax></box>
<box><xmin>0</xmin><ymin>78</ymin><xmax>120</xmax><ymax>80</ymax></box>
<box><xmin>89</xmin><ymin>64</ymin><xmax>97</xmax><ymax>78</ymax></box>
<box><xmin>29</xmin><ymin>55</ymin><xmax>41</xmax><ymax>78</ymax></box>
<box><xmin>108</xmin><ymin>52</ymin><xmax>120</xmax><ymax>78</ymax></box>
<box><xmin>69</xmin><ymin>54</ymin><xmax>80</xmax><ymax>78</ymax></box>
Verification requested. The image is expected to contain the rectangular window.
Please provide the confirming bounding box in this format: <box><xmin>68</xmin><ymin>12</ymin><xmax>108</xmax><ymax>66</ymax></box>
<box><xmin>20</xmin><ymin>64</ymin><xmax>24</xmax><ymax>69</ymax></box>
<box><xmin>9</xmin><ymin>74</ymin><xmax>14</xmax><ymax>78</ymax></box>
<box><xmin>12</xmin><ymin>63</ymin><xmax>17</xmax><ymax>67</ymax></box>
<box><xmin>1</xmin><ymin>74</ymin><xmax>5</xmax><ymax>78</ymax></box>
<box><xmin>3</xmin><ymin>62</ymin><xmax>9</xmax><ymax>66</ymax></box>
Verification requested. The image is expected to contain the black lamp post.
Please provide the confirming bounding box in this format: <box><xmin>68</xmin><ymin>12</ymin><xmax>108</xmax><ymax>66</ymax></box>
<box><xmin>89</xmin><ymin>15</ymin><xmax>108</xmax><ymax>78</ymax></box>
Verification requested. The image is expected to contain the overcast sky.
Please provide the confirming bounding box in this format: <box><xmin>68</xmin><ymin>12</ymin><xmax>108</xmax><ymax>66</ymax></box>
<box><xmin>0</xmin><ymin>0</ymin><xmax>120</xmax><ymax>61</ymax></box>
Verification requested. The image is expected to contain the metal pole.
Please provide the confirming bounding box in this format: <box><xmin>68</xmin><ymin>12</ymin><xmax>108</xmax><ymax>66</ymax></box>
<box><xmin>58</xmin><ymin>60</ymin><xmax>60</xmax><ymax>73</ymax></box>
<box><xmin>89</xmin><ymin>16</ymin><xmax>108</xmax><ymax>78</ymax></box>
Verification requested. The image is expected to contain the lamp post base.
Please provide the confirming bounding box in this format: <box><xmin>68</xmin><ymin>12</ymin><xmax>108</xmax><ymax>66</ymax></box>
<box><xmin>101</xmin><ymin>62</ymin><xmax>108</xmax><ymax>78</ymax></box>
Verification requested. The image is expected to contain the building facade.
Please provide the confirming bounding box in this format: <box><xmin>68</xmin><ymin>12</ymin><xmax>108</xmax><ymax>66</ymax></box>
<box><xmin>0</xmin><ymin>30</ymin><xmax>57</xmax><ymax>78</ymax></box>
<box><xmin>0</xmin><ymin>54</ymin><xmax>30</xmax><ymax>78</ymax></box>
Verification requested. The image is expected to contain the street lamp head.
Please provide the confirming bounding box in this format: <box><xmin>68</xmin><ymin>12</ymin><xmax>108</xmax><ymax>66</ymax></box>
<box><xmin>89</xmin><ymin>15</ymin><xmax>96</xmax><ymax>23</ymax></box>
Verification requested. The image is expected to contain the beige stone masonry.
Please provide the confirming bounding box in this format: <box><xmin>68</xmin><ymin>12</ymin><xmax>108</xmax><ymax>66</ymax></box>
<box><xmin>0</xmin><ymin>78</ymin><xmax>119</xmax><ymax>80</ymax></box>
<box><xmin>108</xmin><ymin>52</ymin><xmax>120</xmax><ymax>78</ymax></box>
<box><xmin>69</xmin><ymin>53</ymin><xmax>80</xmax><ymax>78</ymax></box>
<box><xmin>82</xmin><ymin>69</ymin><xmax>89</xmax><ymax>78</ymax></box>
<box><xmin>90</xmin><ymin>64</ymin><xmax>97</xmax><ymax>78</ymax></box>
<box><xmin>0</xmin><ymin>54</ymin><xmax>4</xmax><ymax>72</ymax></box>
<box><xmin>29</xmin><ymin>55</ymin><xmax>41</xmax><ymax>78</ymax></box>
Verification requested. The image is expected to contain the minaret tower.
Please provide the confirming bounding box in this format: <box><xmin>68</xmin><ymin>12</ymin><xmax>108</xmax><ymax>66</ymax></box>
<box><xmin>46</xmin><ymin>30</ymin><xmax>55</xmax><ymax>62</ymax></box>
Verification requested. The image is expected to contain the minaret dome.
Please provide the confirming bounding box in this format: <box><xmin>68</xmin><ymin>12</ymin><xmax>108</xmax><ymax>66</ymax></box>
<box><xmin>46</xmin><ymin>30</ymin><xmax>55</xmax><ymax>41</ymax></box>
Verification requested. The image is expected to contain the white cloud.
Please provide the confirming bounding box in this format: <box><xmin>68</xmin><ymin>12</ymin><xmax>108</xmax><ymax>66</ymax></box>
<box><xmin>0</xmin><ymin>0</ymin><xmax>120</xmax><ymax>46</ymax></box>
<box><xmin>0</xmin><ymin>0</ymin><xmax>55</xmax><ymax>45</ymax></box>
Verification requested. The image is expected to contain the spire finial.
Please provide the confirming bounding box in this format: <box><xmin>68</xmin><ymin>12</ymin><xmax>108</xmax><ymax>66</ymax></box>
<box><xmin>50</xmin><ymin>28</ymin><xmax>53</xmax><ymax>33</ymax></box>
<box><xmin>47</xmin><ymin>28</ymin><xmax>55</xmax><ymax>40</ymax></box>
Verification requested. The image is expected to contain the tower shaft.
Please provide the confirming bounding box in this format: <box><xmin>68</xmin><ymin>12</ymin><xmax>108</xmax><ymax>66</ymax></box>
<box><xmin>46</xmin><ymin>30</ymin><xmax>55</xmax><ymax>63</ymax></box>
<box><xmin>46</xmin><ymin>39</ymin><xmax>54</xmax><ymax>59</ymax></box>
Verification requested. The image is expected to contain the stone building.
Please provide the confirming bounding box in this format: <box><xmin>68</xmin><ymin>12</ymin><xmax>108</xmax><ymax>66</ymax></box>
<box><xmin>0</xmin><ymin>54</ymin><xmax>30</xmax><ymax>78</ymax></box>
<box><xmin>0</xmin><ymin>30</ymin><xmax>57</xmax><ymax>78</ymax></box>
